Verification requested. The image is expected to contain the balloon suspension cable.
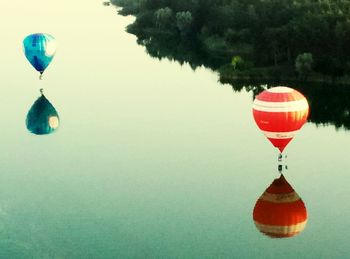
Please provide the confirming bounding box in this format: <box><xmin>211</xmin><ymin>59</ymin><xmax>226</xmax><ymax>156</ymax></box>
<box><xmin>39</xmin><ymin>72</ymin><xmax>43</xmax><ymax>80</ymax></box>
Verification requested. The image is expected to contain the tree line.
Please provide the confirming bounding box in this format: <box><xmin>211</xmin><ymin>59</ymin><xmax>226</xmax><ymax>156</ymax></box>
<box><xmin>111</xmin><ymin>0</ymin><xmax>350</xmax><ymax>81</ymax></box>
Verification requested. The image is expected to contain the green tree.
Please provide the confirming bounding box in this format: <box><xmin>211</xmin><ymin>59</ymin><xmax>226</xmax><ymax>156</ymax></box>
<box><xmin>295</xmin><ymin>53</ymin><xmax>313</xmax><ymax>79</ymax></box>
<box><xmin>154</xmin><ymin>7</ymin><xmax>173</xmax><ymax>28</ymax></box>
<box><xmin>231</xmin><ymin>55</ymin><xmax>244</xmax><ymax>71</ymax></box>
<box><xmin>175</xmin><ymin>11</ymin><xmax>193</xmax><ymax>35</ymax></box>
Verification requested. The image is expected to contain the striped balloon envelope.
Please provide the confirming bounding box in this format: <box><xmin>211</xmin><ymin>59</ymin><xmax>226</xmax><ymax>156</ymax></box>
<box><xmin>252</xmin><ymin>86</ymin><xmax>309</xmax><ymax>153</ymax></box>
<box><xmin>253</xmin><ymin>175</ymin><xmax>307</xmax><ymax>238</ymax></box>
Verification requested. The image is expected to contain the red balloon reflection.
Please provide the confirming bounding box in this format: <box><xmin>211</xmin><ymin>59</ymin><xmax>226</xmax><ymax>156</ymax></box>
<box><xmin>253</xmin><ymin>175</ymin><xmax>307</xmax><ymax>238</ymax></box>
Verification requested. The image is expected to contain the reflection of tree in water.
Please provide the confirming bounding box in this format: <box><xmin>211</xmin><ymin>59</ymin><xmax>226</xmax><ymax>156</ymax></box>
<box><xmin>113</xmin><ymin>3</ymin><xmax>350</xmax><ymax>131</ymax></box>
<box><xmin>221</xmin><ymin>77</ymin><xmax>350</xmax><ymax>130</ymax></box>
<box><xmin>129</xmin><ymin>27</ymin><xmax>350</xmax><ymax>131</ymax></box>
<box><xmin>132</xmin><ymin>30</ymin><xmax>228</xmax><ymax>71</ymax></box>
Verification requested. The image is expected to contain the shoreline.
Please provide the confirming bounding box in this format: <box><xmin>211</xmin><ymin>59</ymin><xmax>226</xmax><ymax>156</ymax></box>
<box><xmin>219</xmin><ymin>66</ymin><xmax>350</xmax><ymax>86</ymax></box>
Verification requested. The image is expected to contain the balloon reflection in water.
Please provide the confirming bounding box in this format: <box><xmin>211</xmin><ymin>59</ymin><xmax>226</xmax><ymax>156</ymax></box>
<box><xmin>253</xmin><ymin>175</ymin><xmax>307</xmax><ymax>238</ymax></box>
<box><xmin>252</xmin><ymin>86</ymin><xmax>309</xmax><ymax>153</ymax></box>
<box><xmin>26</xmin><ymin>89</ymin><xmax>59</xmax><ymax>135</ymax></box>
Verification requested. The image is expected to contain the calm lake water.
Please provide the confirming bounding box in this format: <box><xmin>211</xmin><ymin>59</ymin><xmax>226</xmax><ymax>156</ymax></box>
<box><xmin>1</xmin><ymin>1</ymin><xmax>350</xmax><ymax>258</ymax></box>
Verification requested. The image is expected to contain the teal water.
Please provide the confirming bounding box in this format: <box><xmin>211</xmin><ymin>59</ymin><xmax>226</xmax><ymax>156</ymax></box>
<box><xmin>0</xmin><ymin>1</ymin><xmax>349</xmax><ymax>258</ymax></box>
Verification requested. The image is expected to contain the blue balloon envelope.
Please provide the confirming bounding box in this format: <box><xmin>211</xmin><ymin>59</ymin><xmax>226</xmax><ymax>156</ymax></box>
<box><xmin>23</xmin><ymin>33</ymin><xmax>56</xmax><ymax>76</ymax></box>
<box><xmin>26</xmin><ymin>93</ymin><xmax>60</xmax><ymax>135</ymax></box>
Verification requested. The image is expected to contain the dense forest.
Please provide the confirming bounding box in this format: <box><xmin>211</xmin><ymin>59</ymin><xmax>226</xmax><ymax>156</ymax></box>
<box><xmin>110</xmin><ymin>0</ymin><xmax>350</xmax><ymax>82</ymax></box>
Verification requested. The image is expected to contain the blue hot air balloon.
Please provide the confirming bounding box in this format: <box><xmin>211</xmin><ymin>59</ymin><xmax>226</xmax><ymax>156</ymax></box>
<box><xmin>23</xmin><ymin>33</ymin><xmax>56</xmax><ymax>79</ymax></box>
<box><xmin>26</xmin><ymin>89</ymin><xmax>60</xmax><ymax>135</ymax></box>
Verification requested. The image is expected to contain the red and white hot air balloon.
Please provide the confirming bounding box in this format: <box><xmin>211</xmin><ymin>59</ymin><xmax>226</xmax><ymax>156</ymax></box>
<box><xmin>253</xmin><ymin>175</ymin><xmax>307</xmax><ymax>238</ymax></box>
<box><xmin>252</xmin><ymin>86</ymin><xmax>309</xmax><ymax>153</ymax></box>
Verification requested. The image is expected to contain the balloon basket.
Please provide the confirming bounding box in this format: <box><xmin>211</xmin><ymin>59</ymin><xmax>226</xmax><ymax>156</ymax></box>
<box><xmin>277</xmin><ymin>153</ymin><xmax>288</xmax><ymax>174</ymax></box>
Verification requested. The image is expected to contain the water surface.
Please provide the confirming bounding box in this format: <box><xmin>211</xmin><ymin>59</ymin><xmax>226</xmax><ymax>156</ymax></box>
<box><xmin>0</xmin><ymin>1</ymin><xmax>349</xmax><ymax>258</ymax></box>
